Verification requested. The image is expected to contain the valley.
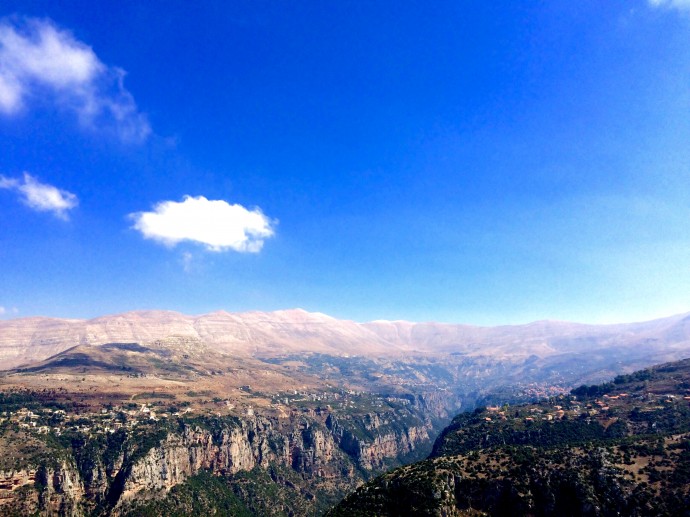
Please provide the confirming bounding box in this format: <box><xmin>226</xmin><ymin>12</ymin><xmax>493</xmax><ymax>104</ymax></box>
<box><xmin>3</xmin><ymin>2</ymin><xmax>688</xmax><ymax>515</ymax></box>
<box><xmin>1</xmin><ymin>309</ymin><xmax>690</xmax><ymax>514</ymax></box>
<box><xmin>331</xmin><ymin>359</ymin><xmax>690</xmax><ymax>516</ymax></box>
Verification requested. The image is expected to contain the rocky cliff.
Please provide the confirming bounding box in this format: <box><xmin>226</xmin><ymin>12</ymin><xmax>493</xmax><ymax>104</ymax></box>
<box><xmin>0</xmin><ymin>461</ymin><xmax>85</xmax><ymax>517</ymax></box>
<box><xmin>326</xmin><ymin>412</ymin><xmax>432</xmax><ymax>471</ymax></box>
<box><xmin>0</xmin><ymin>407</ymin><xmax>436</xmax><ymax>516</ymax></box>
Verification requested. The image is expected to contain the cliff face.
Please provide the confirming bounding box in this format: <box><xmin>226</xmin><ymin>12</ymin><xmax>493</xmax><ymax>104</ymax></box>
<box><xmin>326</xmin><ymin>412</ymin><xmax>432</xmax><ymax>471</ymax></box>
<box><xmin>0</xmin><ymin>462</ymin><xmax>84</xmax><ymax>516</ymax></box>
<box><xmin>0</xmin><ymin>468</ymin><xmax>40</xmax><ymax>513</ymax></box>
<box><xmin>111</xmin><ymin>417</ymin><xmax>341</xmax><ymax>505</ymax></box>
<box><xmin>0</xmin><ymin>409</ymin><xmax>436</xmax><ymax>516</ymax></box>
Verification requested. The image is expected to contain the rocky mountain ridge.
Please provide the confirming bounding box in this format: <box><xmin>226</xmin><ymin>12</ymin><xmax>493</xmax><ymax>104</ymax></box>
<box><xmin>2</xmin><ymin>309</ymin><xmax>690</xmax><ymax>369</ymax></box>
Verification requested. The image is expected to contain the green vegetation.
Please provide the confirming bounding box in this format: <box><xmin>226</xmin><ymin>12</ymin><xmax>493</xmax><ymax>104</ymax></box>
<box><xmin>432</xmin><ymin>410</ymin><xmax>626</xmax><ymax>458</ymax></box>
<box><xmin>182</xmin><ymin>414</ymin><xmax>241</xmax><ymax>444</ymax></box>
<box><xmin>185</xmin><ymin>390</ymin><xmax>213</xmax><ymax>397</ymax></box>
<box><xmin>231</xmin><ymin>463</ymin><xmax>349</xmax><ymax>517</ymax></box>
<box><xmin>570</xmin><ymin>381</ymin><xmax>615</xmax><ymax>397</ymax></box>
<box><xmin>329</xmin><ymin>358</ymin><xmax>690</xmax><ymax>516</ymax></box>
<box><xmin>123</xmin><ymin>471</ymin><xmax>253</xmax><ymax>517</ymax></box>
<box><xmin>0</xmin><ymin>389</ymin><xmax>69</xmax><ymax>411</ymax></box>
<box><xmin>132</xmin><ymin>391</ymin><xmax>176</xmax><ymax>400</ymax></box>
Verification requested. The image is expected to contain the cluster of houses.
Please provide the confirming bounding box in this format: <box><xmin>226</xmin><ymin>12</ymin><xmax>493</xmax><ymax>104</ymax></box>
<box><xmin>0</xmin><ymin>403</ymin><xmax>195</xmax><ymax>438</ymax></box>
<box><xmin>269</xmin><ymin>387</ymin><xmax>377</xmax><ymax>409</ymax></box>
<box><xmin>480</xmin><ymin>390</ymin><xmax>690</xmax><ymax>425</ymax></box>
<box><xmin>518</xmin><ymin>382</ymin><xmax>569</xmax><ymax>399</ymax></box>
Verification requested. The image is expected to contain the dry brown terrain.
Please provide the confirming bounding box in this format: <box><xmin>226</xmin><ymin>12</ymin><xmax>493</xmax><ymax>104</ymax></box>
<box><xmin>1</xmin><ymin>308</ymin><xmax>690</xmax><ymax>368</ymax></box>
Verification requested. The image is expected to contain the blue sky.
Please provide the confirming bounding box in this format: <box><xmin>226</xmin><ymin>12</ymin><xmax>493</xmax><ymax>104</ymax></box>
<box><xmin>1</xmin><ymin>1</ymin><xmax>690</xmax><ymax>324</ymax></box>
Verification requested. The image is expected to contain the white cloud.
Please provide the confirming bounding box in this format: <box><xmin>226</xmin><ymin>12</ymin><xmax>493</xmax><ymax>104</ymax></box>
<box><xmin>0</xmin><ymin>17</ymin><xmax>150</xmax><ymax>142</ymax></box>
<box><xmin>0</xmin><ymin>307</ymin><xmax>5</xmax><ymax>315</ymax></box>
<box><xmin>130</xmin><ymin>195</ymin><xmax>276</xmax><ymax>252</ymax></box>
<box><xmin>0</xmin><ymin>172</ymin><xmax>78</xmax><ymax>219</ymax></box>
<box><xmin>648</xmin><ymin>0</ymin><xmax>690</xmax><ymax>11</ymax></box>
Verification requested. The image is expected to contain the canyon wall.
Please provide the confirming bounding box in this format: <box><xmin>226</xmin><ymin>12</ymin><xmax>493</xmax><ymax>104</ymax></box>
<box><xmin>0</xmin><ymin>410</ymin><xmax>435</xmax><ymax>515</ymax></box>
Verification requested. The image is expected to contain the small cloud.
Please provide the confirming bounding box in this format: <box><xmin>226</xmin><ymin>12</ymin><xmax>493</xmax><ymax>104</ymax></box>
<box><xmin>0</xmin><ymin>172</ymin><xmax>78</xmax><ymax>219</ymax></box>
<box><xmin>0</xmin><ymin>306</ymin><xmax>5</xmax><ymax>315</ymax></box>
<box><xmin>648</xmin><ymin>0</ymin><xmax>690</xmax><ymax>11</ymax></box>
<box><xmin>130</xmin><ymin>195</ymin><xmax>276</xmax><ymax>253</ymax></box>
<box><xmin>0</xmin><ymin>16</ymin><xmax>150</xmax><ymax>142</ymax></box>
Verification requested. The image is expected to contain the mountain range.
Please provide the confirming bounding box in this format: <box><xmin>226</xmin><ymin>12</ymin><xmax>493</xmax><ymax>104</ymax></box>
<box><xmin>1</xmin><ymin>309</ymin><xmax>690</xmax><ymax>514</ymax></box>
<box><xmin>2</xmin><ymin>309</ymin><xmax>690</xmax><ymax>371</ymax></box>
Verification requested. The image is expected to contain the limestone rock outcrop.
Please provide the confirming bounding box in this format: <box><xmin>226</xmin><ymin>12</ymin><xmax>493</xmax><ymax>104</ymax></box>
<box><xmin>0</xmin><ymin>410</ymin><xmax>436</xmax><ymax>515</ymax></box>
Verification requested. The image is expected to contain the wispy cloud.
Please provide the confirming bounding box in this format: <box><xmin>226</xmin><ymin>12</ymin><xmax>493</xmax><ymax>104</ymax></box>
<box><xmin>0</xmin><ymin>172</ymin><xmax>78</xmax><ymax>219</ymax></box>
<box><xmin>0</xmin><ymin>307</ymin><xmax>19</xmax><ymax>316</ymax></box>
<box><xmin>181</xmin><ymin>251</ymin><xmax>194</xmax><ymax>272</ymax></box>
<box><xmin>0</xmin><ymin>17</ymin><xmax>150</xmax><ymax>142</ymax></box>
<box><xmin>648</xmin><ymin>0</ymin><xmax>690</xmax><ymax>11</ymax></box>
<box><xmin>130</xmin><ymin>195</ymin><xmax>276</xmax><ymax>252</ymax></box>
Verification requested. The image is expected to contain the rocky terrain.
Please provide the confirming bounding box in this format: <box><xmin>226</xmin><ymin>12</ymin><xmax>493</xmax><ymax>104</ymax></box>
<box><xmin>3</xmin><ymin>309</ymin><xmax>690</xmax><ymax>373</ymax></box>
<box><xmin>0</xmin><ymin>388</ymin><xmax>437</xmax><ymax>516</ymax></box>
<box><xmin>330</xmin><ymin>358</ymin><xmax>690</xmax><ymax>516</ymax></box>
<box><xmin>1</xmin><ymin>309</ymin><xmax>690</xmax><ymax>514</ymax></box>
